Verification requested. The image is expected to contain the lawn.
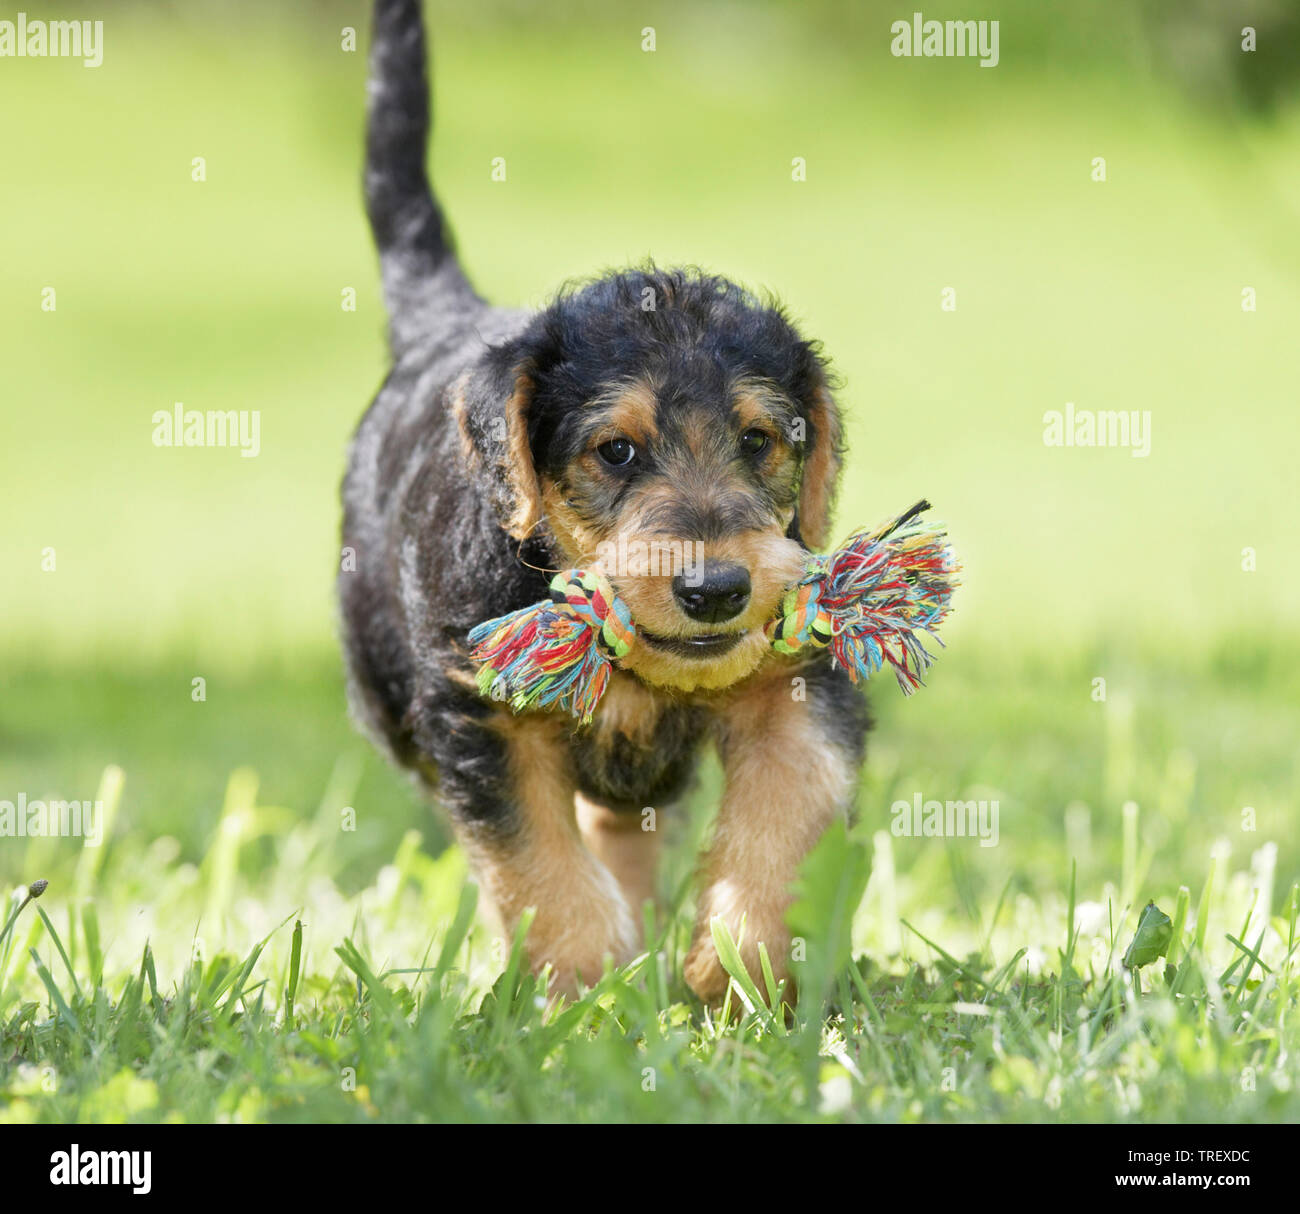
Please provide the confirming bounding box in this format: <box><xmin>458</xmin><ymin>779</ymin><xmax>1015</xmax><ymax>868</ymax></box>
<box><xmin>3</xmin><ymin>642</ymin><xmax>1296</xmax><ymax>1123</ymax></box>
<box><xmin>1</xmin><ymin>0</ymin><xmax>1298</xmax><ymax>1124</ymax></box>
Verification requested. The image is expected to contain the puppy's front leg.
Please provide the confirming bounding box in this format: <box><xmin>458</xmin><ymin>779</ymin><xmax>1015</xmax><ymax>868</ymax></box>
<box><xmin>684</xmin><ymin>664</ymin><xmax>865</xmax><ymax>1005</ymax></box>
<box><xmin>469</xmin><ymin>714</ymin><xmax>638</xmax><ymax>997</ymax></box>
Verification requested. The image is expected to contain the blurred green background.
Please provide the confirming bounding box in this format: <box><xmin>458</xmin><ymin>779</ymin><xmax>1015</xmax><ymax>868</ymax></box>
<box><xmin>2</xmin><ymin>1</ymin><xmax>1297</xmax><ymax>952</ymax></box>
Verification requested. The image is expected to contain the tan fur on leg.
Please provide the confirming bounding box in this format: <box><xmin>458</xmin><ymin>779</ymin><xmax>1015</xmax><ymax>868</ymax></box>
<box><xmin>470</xmin><ymin>714</ymin><xmax>637</xmax><ymax>997</ymax></box>
<box><xmin>683</xmin><ymin>666</ymin><xmax>855</xmax><ymax>1005</ymax></box>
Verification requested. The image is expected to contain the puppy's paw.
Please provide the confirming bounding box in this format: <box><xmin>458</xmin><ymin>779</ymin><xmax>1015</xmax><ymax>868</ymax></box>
<box><xmin>538</xmin><ymin>942</ymin><xmax>633</xmax><ymax>1000</ymax></box>
<box><xmin>525</xmin><ymin>882</ymin><xmax>639</xmax><ymax>999</ymax></box>
<box><xmin>684</xmin><ymin>889</ymin><xmax>792</xmax><ymax>1008</ymax></box>
<box><xmin>683</xmin><ymin>934</ymin><xmax>732</xmax><ymax>1005</ymax></box>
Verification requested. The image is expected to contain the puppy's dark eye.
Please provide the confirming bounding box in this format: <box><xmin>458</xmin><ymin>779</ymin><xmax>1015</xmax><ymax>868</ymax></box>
<box><xmin>597</xmin><ymin>437</ymin><xmax>637</xmax><ymax>467</ymax></box>
<box><xmin>739</xmin><ymin>428</ymin><xmax>769</xmax><ymax>457</ymax></box>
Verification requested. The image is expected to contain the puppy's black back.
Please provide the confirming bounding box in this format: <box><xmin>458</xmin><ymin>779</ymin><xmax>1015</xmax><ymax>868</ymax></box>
<box><xmin>341</xmin><ymin>1</ymin><xmax>544</xmax><ymax>804</ymax></box>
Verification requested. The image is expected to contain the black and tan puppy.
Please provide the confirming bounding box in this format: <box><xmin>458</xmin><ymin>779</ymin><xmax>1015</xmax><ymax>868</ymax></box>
<box><xmin>340</xmin><ymin>0</ymin><xmax>869</xmax><ymax>1002</ymax></box>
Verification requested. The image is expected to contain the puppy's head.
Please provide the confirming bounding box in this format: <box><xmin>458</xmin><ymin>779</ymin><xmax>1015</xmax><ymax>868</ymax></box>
<box><xmin>460</xmin><ymin>267</ymin><xmax>843</xmax><ymax>693</ymax></box>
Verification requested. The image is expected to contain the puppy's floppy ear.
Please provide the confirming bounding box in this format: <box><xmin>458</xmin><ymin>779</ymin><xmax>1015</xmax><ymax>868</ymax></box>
<box><xmin>792</xmin><ymin>372</ymin><xmax>844</xmax><ymax>552</ymax></box>
<box><xmin>453</xmin><ymin>346</ymin><xmax>545</xmax><ymax>540</ymax></box>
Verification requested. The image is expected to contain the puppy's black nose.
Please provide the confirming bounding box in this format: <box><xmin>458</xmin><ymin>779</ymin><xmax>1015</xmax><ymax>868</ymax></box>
<box><xmin>672</xmin><ymin>562</ymin><xmax>751</xmax><ymax>624</ymax></box>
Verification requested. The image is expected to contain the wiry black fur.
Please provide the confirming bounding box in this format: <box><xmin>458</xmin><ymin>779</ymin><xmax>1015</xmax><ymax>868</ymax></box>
<box><xmin>340</xmin><ymin>0</ymin><xmax>868</xmax><ymax>838</ymax></box>
<box><xmin>504</xmin><ymin>268</ymin><xmax>837</xmax><ymax>545</ymax></box>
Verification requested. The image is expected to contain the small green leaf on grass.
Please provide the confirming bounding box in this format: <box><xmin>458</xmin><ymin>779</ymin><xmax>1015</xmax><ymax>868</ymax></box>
<box><xmin>1123</xmin><ymin>901</ymin><xmax>1173</xmax><ymax>969</ymax></box>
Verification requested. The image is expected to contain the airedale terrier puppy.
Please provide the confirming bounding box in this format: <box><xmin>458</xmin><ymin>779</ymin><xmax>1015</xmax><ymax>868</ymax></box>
<box><xmin>340</xmin><ymin>0</ymin><xmax>869</xmax><ymax>1002</ymax></box>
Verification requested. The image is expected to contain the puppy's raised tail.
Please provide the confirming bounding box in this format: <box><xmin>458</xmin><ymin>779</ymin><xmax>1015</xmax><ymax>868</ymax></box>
<box><xmin>365</xmin><ymin>0</ymin><xmax>479</xmax><ymax>353</ymax></box>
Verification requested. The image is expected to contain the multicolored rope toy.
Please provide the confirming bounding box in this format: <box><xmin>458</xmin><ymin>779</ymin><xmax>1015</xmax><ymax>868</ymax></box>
<box><xmin>468</xmin><ymin>499</ymin><xmax>959</xmax><ymax>724</ymax></box>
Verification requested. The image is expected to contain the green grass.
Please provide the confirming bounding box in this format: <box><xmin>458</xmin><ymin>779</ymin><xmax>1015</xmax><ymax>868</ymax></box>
<box><xmin>2</xmin><ymin>648</ymin><xmax>1297</xmax><ymax>1123</ymax></box>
